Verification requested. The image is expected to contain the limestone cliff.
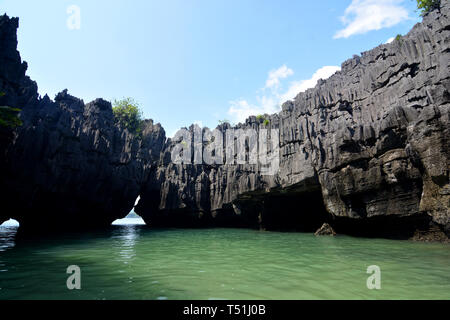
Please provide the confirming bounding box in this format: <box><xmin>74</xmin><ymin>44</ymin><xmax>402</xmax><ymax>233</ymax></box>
<box><xmin>136</xmin><ymin>3</ymin><xmax>449</xmax><ymax>238</ymax></box>
<box><xmin>0</xmin><ymin>16</ymin><xmax>165</xmax><ymax>230</ymax></box>
<box><xmin>0</xmin><ymin>3</ymin><xmax>448</xmax><ymax>239</ymax></box>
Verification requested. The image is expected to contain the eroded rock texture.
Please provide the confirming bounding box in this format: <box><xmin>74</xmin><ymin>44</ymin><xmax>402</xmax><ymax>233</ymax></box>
<box><xmin>0</xmin><ymin>15</ymin><xmax>165</xmax><ymax>230</ymax></box>
<box><xmin>136</xmin><ymin>3</ymin><xmax>450</xmax><ymax>238</ymax></box>
<box><xmin>0</xmin><ymin>3</ymin><xmax>448</xmax><ymax>239</ymax></box>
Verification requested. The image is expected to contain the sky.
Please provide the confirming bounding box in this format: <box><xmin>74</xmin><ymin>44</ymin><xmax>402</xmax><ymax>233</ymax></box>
<box><xmin>1</xmin><ymin>0</ymin><xmax>421</xmax><ymax>137</ymax></box>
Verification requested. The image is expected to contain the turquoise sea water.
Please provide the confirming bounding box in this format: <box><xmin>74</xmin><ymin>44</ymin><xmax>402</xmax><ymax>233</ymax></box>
<box><xmin>0</xmin><ymin>222</ymin><xmax>449</xmax><ymax>300</ymax></box>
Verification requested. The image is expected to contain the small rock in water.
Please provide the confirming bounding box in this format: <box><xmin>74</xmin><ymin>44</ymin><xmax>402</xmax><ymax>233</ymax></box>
<box><xmin>315</xmin><ymin>223</ymin><xmax>336</xmax><ymax>236</ymax></box>
<box><xmin>411</xmin><ymin>225</ymin><xmax>449</xmax><ymax>243</ymax></box>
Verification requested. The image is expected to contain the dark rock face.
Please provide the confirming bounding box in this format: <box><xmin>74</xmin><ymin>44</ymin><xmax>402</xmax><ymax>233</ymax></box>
<box><xmin>315</xmin><ymin>223</ymin><xmax>336</xmax><ymax>236</ymax></box>
<box><xmin>0</xmin><ymin>3</ymin><xmax>448</xmax><ymax>239</ymax></box>
<box><xmin>411</xmin><ymin>223</ymin><xmax>449</xmax><ymax>243</ymax></box>
<box><xmin>0</xmin><ymin>15</ymin><xmax>165</xmax><ymax>230</ymax></box>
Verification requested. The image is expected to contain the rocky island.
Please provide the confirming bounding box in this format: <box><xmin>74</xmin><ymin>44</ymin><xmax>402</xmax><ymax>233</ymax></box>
<box><xmin>0</xmin><ymin>2</ymin><xmax>448</xmax><ymax>241</ymax></box>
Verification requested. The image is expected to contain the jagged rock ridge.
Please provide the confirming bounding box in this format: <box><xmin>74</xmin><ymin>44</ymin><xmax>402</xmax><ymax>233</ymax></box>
<box><xmin>0</xmin><ymin>3</ymin><xmax>448</xmax><ymax>239</ymax></box>
<box><xmin>0</xmin><ymin>16</ymin><xmax>165</xmax><ymax>229</ymax></box>
<box><xmin>136</xmin><ymin>3</ymin><xmax>449</xmax><ymax>238</ymax></box>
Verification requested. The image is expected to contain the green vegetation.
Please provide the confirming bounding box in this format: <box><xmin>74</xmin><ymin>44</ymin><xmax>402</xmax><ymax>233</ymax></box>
<box><xmin>416</xmin><ymin>0</ymin><xmax>440</xmax><ymax>15</ymax></box>
<box><xmin>218</xmin><ymin>119</ymin><xmax>230</xmax><ymax>125</ymax></box>
<box><xmin>0</xmin><ymin>92</ymin><xmax>23</xmax><ymax>129</ymax></box>
<box><xmin>256</xmin><ymin>114</ymin><xmax>270</xmax><ymax>126</ymax></box>
<box><xmin>112</xmin><ymin>98</ymin><xmax>144</xmax><ymax>135</ymax></box>
<box><xmin>0</xmin><ymin>106</ymin><xmax>22</xmax><ymax>129</ymax></box>
<box><xmin>395</xmin><ymin>34</ymin><xmax>403</xmax><ymax>41</ymax></box>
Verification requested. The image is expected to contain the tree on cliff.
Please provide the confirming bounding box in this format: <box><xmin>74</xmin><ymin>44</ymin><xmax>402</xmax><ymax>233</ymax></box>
<box><xmin>417</xmin><ymin>0</ymin><xmax>441</xmax><ymax>15</ymax></box>
<box><xmin>112</xmin><ymin>98</ymin><xmax>144</xmax><ymax>135</ymax></box>
<box><xmin>0</xmin><ymin>106</ymin><xmax>22</xmax><ymax>128</ymax></box>
<box><xmin>0</xmin><ymin>91</ymin><xmax>22</xmax><ymax>129</ymax></box>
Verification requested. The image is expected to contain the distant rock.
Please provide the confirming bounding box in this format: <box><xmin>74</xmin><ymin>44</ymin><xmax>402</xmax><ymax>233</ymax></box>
<box><xmin>126</xmin><ymin>212</ymin><xmax>141</xmax><ymax>219</ymax></box>
<box><xmin>315</xmin><ymin>223</ymin><xmax>336</xmax><ymax>236</ymax></box>
<box><xmin>411</xmin><ymin>224</ymin><xmax>449</xmax><ymax>243</ymax></box>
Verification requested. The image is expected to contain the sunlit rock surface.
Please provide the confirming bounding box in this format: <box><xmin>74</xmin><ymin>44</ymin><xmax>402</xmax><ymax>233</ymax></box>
<box><xmin>137</xmin><ymin>3</ymin><xmax>449</xmax><ymax>238</ymax></box>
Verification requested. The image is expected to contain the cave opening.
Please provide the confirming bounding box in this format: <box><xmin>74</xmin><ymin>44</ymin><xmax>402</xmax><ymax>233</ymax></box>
<box><xmin>259</xmin><ymin>187</ymin><xmax>330</xmax><ymax>232</ymax></box>
<box><xmin>111</xmin><ymin>196</ymin><xmax>146</xmax><ymax>226</ymax></box>
<box><xmin>0</xmin><ymin>218</ymin><xmax>20</xmax><ymax>228</ymax></box>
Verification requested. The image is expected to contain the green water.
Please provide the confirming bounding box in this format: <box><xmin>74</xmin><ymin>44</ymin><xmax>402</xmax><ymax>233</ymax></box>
<box><xmin>0</xmin><ymin>224</ymin><xmax>449</xmax><ymax>300</ymax></box>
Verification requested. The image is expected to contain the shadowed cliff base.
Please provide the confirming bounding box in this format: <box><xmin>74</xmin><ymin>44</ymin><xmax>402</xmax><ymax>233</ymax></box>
<box><xmin>0</xmin><ymin>2</ymin><xmax>449</xmax><ymax>241</ymax></box>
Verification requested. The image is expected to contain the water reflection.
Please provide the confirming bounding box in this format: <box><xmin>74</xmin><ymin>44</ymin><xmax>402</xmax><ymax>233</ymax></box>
<box><xmin>0</xmin><ymin>226</ymin><xmax>19</xmax><ymax>275</ymax></box>
<box><xmin>112</xmin><ymin>225</ymin><xmax>143</xmax><ymax>262</ymax></box>
<box><xmin>112</xmin><ymin>218</ymin><xmax>146</xmax><ymax>226</ymax></box>
<box><xmin>0</xmin><ymin>226</ymin><xmax>19</xmax><ymax>252</ymax></box>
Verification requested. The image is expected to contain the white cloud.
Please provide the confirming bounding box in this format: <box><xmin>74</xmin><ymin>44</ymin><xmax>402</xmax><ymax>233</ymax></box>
<box><xmin>227</xmin><ymin>65</ymin><xmax>340</xmax><ymax>124</ymax></box>
<box><xmin>280</xmin><ymin>66</ymin><xmax>341</xmax><ymax>102</ymax></box>
<box><xmin>385</xmin><ymin>37</ymin><xmax>395</xmax><ymax>44</ymax></box>
<box><xmin>228</xmin><ymin>100</ymin><xmax>261</xmax><ymax>124</ymax></box>
<box><xmin>265</xmin><ymin>65</ymin><xmax>294</xmax><ymax>89</ymax></box>
<box><xmin>228</xmin><ymin>97</ymin><xmax>279</xmax><ymax>124</ymax></box>
<box><xmin>334</xmin><ymin>0</ymin><xmax>410</xmax><ymax>39</ymax></box>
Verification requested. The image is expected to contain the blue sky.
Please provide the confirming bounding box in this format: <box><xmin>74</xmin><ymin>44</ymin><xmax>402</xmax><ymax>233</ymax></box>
<box><xmin>1</xmin><ymin>0</ymin><xmax>421</xmax><ymax>137</ymax></box>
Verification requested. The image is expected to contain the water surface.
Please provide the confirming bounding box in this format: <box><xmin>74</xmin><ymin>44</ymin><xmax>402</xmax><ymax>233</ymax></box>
<box><xmin>0</xmin><ymin>224</ymin><xmax>449</xmax><ymax>300</ymax></box>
